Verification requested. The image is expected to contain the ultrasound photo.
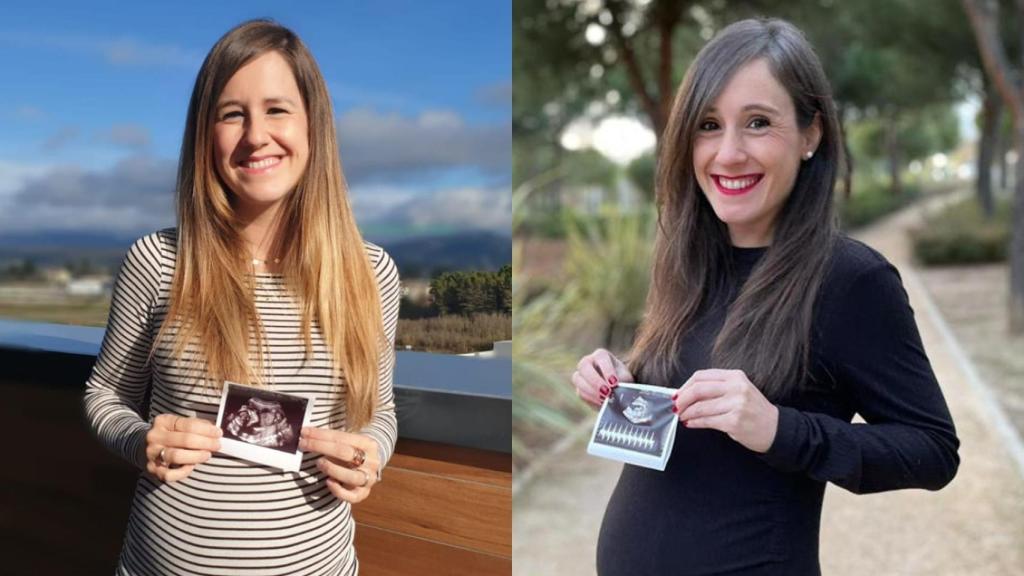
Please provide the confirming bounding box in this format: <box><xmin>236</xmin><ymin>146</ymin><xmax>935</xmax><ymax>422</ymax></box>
<box><xmin>215</xmin><ymin>381</ymin><xmax>315</xmax><ymax>472</ymax></box>
<box><xmin>225</xmin><ymin>396</ymin><xmax>297</xmax><ymax>450</ymax></box>
<box><xmin>587</xmin><ymin>383</ymin><xmax>679</xmax><ymax>471</ymax></box>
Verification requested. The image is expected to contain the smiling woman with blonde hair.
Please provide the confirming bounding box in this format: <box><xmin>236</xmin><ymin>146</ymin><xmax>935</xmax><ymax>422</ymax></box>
<box><xmin>83</xmin><ymin>19</ymin><xmax>399</xmax><ymax>575</ymax></box>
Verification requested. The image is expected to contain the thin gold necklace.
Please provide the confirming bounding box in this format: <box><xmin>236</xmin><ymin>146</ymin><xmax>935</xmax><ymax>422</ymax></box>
<box><xmin>251</xmin><ymin>256</ymin><xmax>281</xmax><ymax>267</ymax></box>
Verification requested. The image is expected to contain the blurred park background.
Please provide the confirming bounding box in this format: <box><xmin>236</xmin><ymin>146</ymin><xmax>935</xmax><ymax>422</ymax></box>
<box><xmin>512</xmin><ymin>0</ymin><xmax>1024</xmax><ymax>574</ymax></box>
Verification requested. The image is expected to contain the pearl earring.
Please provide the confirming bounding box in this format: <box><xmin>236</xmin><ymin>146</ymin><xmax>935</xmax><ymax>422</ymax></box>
<box><xmin>804</xmin><ymin>151</ymin><xmax>814</xmax><ymax>160</ymax></box>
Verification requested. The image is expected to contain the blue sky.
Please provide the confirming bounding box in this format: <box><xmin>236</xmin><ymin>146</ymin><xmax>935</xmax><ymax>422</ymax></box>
<box><xmin>0</xmin><ymin>1</ymin><xmax>511</xmax><ymax>240</ymax></box>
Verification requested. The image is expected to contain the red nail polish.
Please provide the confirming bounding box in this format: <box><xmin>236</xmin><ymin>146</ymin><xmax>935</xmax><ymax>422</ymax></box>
<box><xmin>672</xmin><ymin>405</ymin><xmax>678</xmax><ymax>413</ymax></box>
<box><xmin>672</xmin><ymin>393</ymin><xmax>678</xmax><ymax>401</ymax></box>
<box><xmin>609</xmin><ymin>376</ymin><xmax>618</xmax><ymax>386</ymax></box>
<box><xmin>600</xmin><ymin>385</ymin><xmax>610</xmax><ymax>395</ymax></box>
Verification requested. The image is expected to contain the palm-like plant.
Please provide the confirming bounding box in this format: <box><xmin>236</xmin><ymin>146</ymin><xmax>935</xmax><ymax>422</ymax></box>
<box><xmin>560</xmin><ymin>205</ymin><xmax>655</xmax><ymax>351</ymax></box>
<box><xmin>512</xmin><ymin>173</ymin><xmax>656</xmax><ymax>472</ymax></box>
<box><xmin>512</xmin><ymin>176</ymin><xmax>588</xmax><ymax>467</ymax></box>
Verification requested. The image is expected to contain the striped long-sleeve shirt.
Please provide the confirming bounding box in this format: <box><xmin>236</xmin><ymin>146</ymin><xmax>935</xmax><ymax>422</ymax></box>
<box><xmin>83</xmin><ymin>228</ymin><xmax>400</xmax><ymax>576</ymax></box>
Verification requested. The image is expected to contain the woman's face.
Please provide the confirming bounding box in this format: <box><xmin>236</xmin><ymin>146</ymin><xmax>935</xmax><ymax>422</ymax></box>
<box><xmin>692</xmin><ymin>58</ymin><xmax>820</xmax><ymax>247</ymax></box>
<box><xmin>213</xmin><ymin>51</ymin><xmax>309</xmax><ymax>216</ymax></box>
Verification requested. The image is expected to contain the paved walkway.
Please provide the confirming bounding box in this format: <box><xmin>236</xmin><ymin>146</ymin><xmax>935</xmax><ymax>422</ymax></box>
<box><xmin>512</xmin><ymin>196</ymin><xmax>1024</xmax><ymax>575</ymax></box>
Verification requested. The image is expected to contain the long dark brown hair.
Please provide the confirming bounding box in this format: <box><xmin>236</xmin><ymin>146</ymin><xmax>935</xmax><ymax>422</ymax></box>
<box><xmin>630</xmin><ymin>18</ymin><xmax>841</xmax><ymax>400</ymax></box>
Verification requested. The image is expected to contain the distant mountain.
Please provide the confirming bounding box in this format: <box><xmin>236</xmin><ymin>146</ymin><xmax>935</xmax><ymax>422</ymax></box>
<box><xmin>0</xmin><ymin>230</ymin><xmax>136</xmax><ymax>250</ymax></box>
<box><xmin>380</xmin><ymin>231</ymin><xmax>511</xmax><ymax>278</ymax></box>
<box><xmin>0</xmin><ymin>229</ymin><xmax>511</xmax><ymax>277</ymax></box>
<box><xmin>0</xmin><ymin>230</ymin><xmax>135</xmax><ymax>270</ymax></box>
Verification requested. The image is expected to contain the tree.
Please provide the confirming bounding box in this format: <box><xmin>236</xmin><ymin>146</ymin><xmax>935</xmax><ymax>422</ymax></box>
<box><xmin>429</xmin><ymin>269</ymin><xmax>512</xmax><ymax>316</ymax></box>
<box><xmin>514</xmin><ymin>0</ymin><xmax>975</xmax><ymax>200</ymax></box>
<box><xmin>849</xmin><ymin>104</ymin><xmax>960</xmax><ymax>175</ymax></box>
<box><xmin>962</xmin><ymin>0</ymin><xmax>1024</xmax><ymax>333</ymax></box>
<box><xmin>977</xmin><ymin>76</ymin><xmax>1003</xmax><ymax>218</ymax></box>
<box><xmin>497</xmin><ymin>264</ymin><xmax>512</xmax><ymax>314</ymax></box>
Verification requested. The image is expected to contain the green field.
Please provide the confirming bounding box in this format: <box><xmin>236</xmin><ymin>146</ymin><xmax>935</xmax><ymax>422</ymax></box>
<box><xmin>1</xmin><ymin>303</ymin><xmax>511</xmax><ymax>355</ymax></box>
<box><xmin>0</xmin><ymin>301</ymin><xmax>112</xmax><ymax>327</ymax></box>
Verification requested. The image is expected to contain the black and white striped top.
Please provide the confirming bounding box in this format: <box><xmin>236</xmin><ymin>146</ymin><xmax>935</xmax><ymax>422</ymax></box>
<box><xmin>83</xmin><ymin>228</ymin><xmax>400</xmax><ymax>576</ymax></box>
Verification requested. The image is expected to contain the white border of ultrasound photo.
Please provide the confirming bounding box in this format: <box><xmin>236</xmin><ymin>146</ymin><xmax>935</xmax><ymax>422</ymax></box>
<box><xmin>586</xmin><ymin>382</ymin><xmax>679</xmax><ymax>471</ymax></box>
<box><xmin>214</xmin><ymin>381</ymin><xmax>316</xmax><ymax>472</ymax></box>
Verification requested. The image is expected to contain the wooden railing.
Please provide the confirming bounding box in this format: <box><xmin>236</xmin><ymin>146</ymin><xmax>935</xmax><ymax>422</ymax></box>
<box><xmin>354</xmin><ymin>439</ymin><xmax>512</xmax><ymax>574</ymax></box>
<box><xmin>0</xmin><ymin>319</ymin><xmax>511</xmax><ymax>575</ymax></box>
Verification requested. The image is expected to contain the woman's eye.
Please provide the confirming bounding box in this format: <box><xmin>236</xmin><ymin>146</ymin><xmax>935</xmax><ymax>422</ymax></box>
<box><xmin>268</xmin><ymin>108</ymin><xmax>287</xmax><ymax>114</ymax></box>
<box><xmin>698</xmin><ymin>120</ymin><xmax>719</xmax><ymax>131</ymax></box>
<box><xmin>749</xmin><ymin>117</ymin><xmax>770</xmax><ymax>129</ymax></box>
<box><xmin>222</xmin><ymin>111</ymin><xmax>243</xmax><ymax>120</ymax></box>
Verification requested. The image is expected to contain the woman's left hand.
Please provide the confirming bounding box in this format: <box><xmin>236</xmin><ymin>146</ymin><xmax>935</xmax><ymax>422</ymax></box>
<box><xmin>673</xmin><ymin>369</ymin><xmax>779</xmax><ymax>454</ymax></box>
<box><xmin>299</xmin><ymin>427</ymin><xmax>380</xmax><ymax>504</ymax></box>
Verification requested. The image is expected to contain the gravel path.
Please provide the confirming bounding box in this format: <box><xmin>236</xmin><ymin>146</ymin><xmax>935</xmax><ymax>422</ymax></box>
<box><xmin>513</xmin><ymin>195</ymin><xmax>1024</xmax><ymax>575</ymax></box>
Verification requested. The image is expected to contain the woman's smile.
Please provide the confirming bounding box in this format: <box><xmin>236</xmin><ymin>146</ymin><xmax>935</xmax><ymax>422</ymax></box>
<box><xmin>713</xmin><ymin>173</ymin><xmax>764</xmax><ymax>196</ymax></box>
<box><xmin>237</xmin><ymin>155</ymin><xmax>284</xmax><ymax>175</ymax></box>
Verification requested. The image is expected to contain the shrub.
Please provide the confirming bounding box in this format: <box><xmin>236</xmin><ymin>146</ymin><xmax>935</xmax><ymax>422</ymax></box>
<box><xmin>910</xmin><ymin>196</ymin><xmax>1011</xmax><ymax>266</ymax></box>
<box><xmin>396</xmin><ymin>313</ymin><xmax>511</xmax><ymax>354</ymax></box>
<box><xmin>517</xmin><ymin>209</ymin><xmax>569</xmax><ymax>238</ymax></box>
<box><xmin>838</xmin><ymin>179</ymin><xmax>921</xmax><ymax>230</ymax></box>
<box><xmin>561</xmin><ymin>207</ymin><xmax>655</xmax><ymax>351</ymax></box>
<box><xmin>517</xmin><ymin>209</ymin><xmax>612</xmax><ymax>240</ymax></box>
<box><xmin>626</xmin><ymin>153</ymin><xmax>656</xmax><ymax>202</ymax></box>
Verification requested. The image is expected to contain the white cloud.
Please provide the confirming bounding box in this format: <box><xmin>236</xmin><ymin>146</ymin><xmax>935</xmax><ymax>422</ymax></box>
<box><xmin>327</xmin><ymin>82</ymin><xmax>417</xmax><ymax>112</ymax></box>
<box><xmin>0</xmin><ymin>156</ymin><xmax>175</xmax><ymax>234</ymax></box>
<box><xmin>348</xmin><ymin>183</ymin><xmax>417</xmax><ymax>221</ymax></box>
<box><xmin>99</xmin><ymin>124</ymin><xmax>152</xmax><ymax>150</ymax></box>
<box><xmin>41</xmin><ymin>126</ymin><xmax>79</xmax><ymax>152</ymax></box>
<box><xmin>0</xmin><ymin>202</ymin><xmax>172</xmax><ymax>235</ymax></box>
<box><xmin>0</xmin><ymin>157</ymin><xmax>508</xmax><ymax>238</ymax></box>
<box><xmin>336</xmin><ymin>108</ymin><xmax>510</xmax><ymax>182</ymax></box>
<box><xmin>102</xmin><ymin>38</ymin><xmax>199</xmax><ymax>68</ymax></box>
<box><xmin>0</xmin><ymin>31</ymin><xmax>200</xmax><ymax>69</ymax></box>
<box><xmin>374</xmin><ymin>186</ymin><xmax>511</xmax><ymax>233</ymax></box>
<box><xmin>0</xmin><ymin>160</ymin><xmax>53</xmax><ymax>198</ymax></box>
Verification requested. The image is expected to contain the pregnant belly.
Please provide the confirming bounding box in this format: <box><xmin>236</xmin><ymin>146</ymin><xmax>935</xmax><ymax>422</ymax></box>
<box><xmin>596</xmin><ymin>430</ymin><xmax>799</xmax><ymax>575</ymax></box>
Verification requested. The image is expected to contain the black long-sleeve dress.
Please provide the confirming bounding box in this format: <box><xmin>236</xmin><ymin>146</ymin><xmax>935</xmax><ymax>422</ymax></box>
<box><xmin>596</xmin><ymin>235</ymin><xmax>960</xmax><ymax>576</ymax></box>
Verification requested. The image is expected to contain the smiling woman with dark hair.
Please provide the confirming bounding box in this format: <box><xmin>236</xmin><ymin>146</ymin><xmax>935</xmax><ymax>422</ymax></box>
<box><xmin>571</xmin><ymin>18</ymin><xmax>960</xmax><ymax>575</ymax></box>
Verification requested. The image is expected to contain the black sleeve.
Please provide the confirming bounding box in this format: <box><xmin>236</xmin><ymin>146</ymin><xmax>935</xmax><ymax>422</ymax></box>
<box><xmin>758</xmin><ymin>263</ymin><xmax>960</xmax><ymax>494</ymax></box>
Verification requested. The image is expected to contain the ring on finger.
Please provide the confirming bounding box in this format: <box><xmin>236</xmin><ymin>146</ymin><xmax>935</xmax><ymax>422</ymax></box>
<box><xmin>158</xmin><ymin>447</ymin><xmax>180</xmax><ymax>469</ymax></box>
<box><xmin>349</xmin><ymin>447</ymin><xmax>366</xmax><ymax>468</ymax></box>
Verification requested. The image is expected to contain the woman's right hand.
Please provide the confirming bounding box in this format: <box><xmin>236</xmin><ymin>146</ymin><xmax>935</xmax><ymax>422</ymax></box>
<box><xmin>144</xmin><ymin>414</ymin><xmax>222</xmax><ymax>482</ymax></box>
<box><xmin>572</xmin><ymin>348</ymin><xmax>634</xmax><ymax>409</ymax></box>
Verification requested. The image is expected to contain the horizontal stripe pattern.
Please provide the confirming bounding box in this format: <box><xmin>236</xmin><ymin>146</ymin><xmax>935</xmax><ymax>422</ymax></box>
<box><xmin>83</xmin><ymin>228</ymin><xmax>400</xmax><ymax>576</ymax></box>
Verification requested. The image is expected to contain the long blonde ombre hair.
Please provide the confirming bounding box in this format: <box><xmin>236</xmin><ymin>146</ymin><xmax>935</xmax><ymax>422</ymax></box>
<box><xmin>152</xmin><ymin>19</ymin><xmax>385</xmax><ymax>430</ymax></box>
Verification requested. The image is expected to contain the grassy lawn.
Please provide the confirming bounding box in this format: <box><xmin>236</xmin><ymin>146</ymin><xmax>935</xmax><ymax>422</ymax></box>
<box><xmin>0</xmin><ymin>302</ymin><xmax>510</xmax><ymax>355</ymax></box>
<box><xmin>0</xmin><ymin>300</ymin><xmax>111</xmax><ymax>327</ymax></box>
